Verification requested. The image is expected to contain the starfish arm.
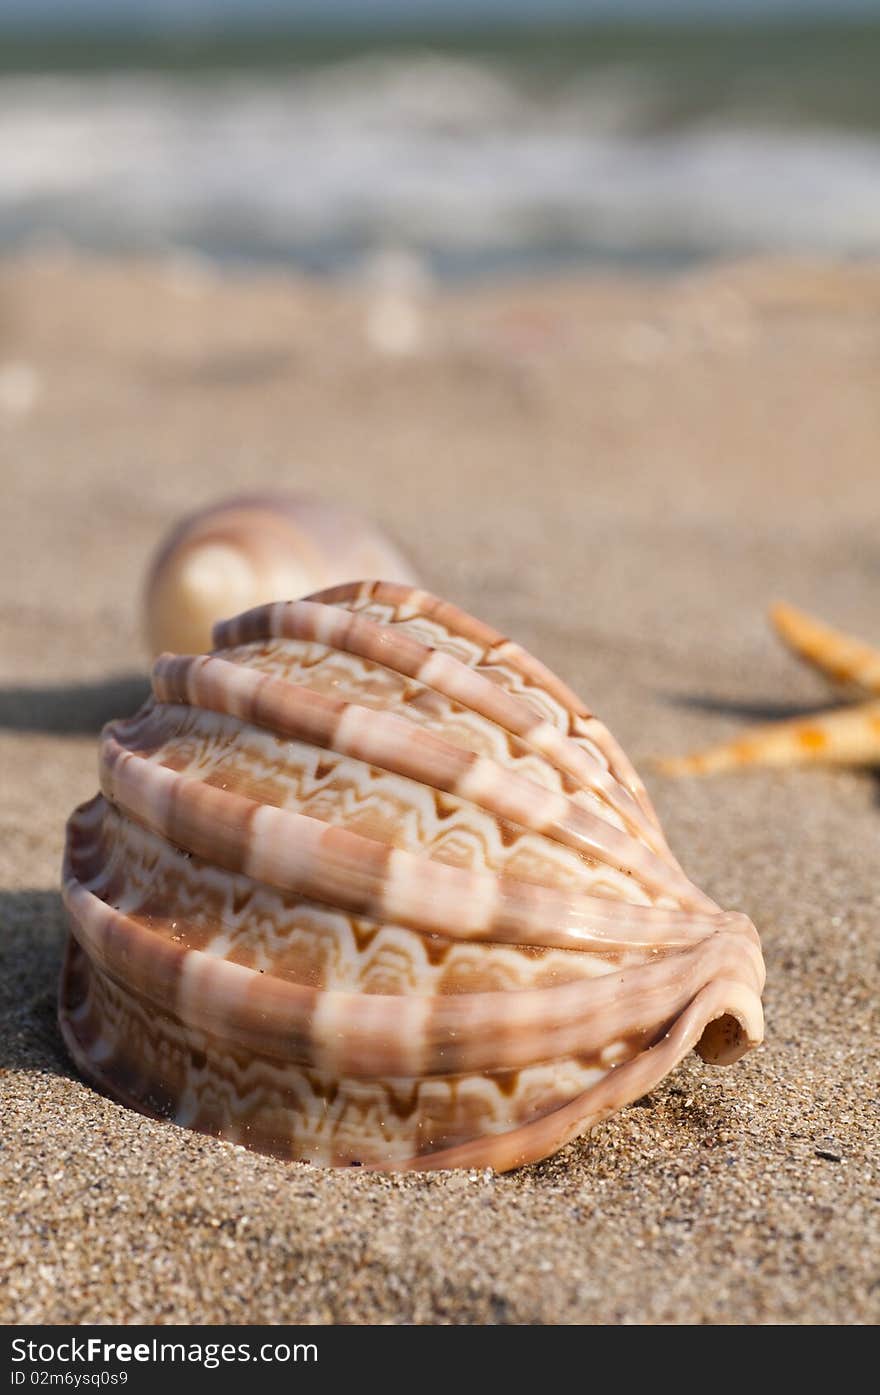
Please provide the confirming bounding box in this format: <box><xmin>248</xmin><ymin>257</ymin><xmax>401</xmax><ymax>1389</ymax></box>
<box><xmin>655</xmin><ymin>699</ymin><xmax>880</xmax><ymax>776</ymax></box>
<box><xmin>770</xmin><ymin>601</ymin><xmax>880</xmax><ymax>695</ymax></box>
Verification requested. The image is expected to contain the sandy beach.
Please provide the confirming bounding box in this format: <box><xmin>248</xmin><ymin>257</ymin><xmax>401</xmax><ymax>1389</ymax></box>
<box><xmin>1</xmin><ymin>252</ymin><xmax>878</xmax><ymax>1324</ymax></box>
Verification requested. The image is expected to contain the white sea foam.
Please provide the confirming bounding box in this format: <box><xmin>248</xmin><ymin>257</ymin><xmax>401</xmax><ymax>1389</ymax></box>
<box><xmin>1</xmin><ymin>56</ymin><xmax>879</xmax><ymax>273</ymax></box>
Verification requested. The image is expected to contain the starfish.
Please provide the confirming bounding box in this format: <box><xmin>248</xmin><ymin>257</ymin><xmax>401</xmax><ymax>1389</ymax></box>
<box><xmin>657</xmin><ymin>602</ymin><xmax>880</xmax><ymax>776</ymax></box>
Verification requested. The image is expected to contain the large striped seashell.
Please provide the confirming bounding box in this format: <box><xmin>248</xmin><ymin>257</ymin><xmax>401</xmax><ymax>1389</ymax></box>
<box><xmin>144</xmin><ymin>493</ymin><xmax>418</xmax><ymax>656</ymax></box>
<box><xmin>60</xmin><ymin>582</ymin><xmax>764</xmax><ymax>1172</ymax></box>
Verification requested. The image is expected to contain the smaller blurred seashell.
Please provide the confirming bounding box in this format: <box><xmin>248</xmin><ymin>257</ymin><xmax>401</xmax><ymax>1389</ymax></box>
<box><xmin>144</xmin><ymin>493</ymin><xmax>418</xmax><ymax>657</ymax></box>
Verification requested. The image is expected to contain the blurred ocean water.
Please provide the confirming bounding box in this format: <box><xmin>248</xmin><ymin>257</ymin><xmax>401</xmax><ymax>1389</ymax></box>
<box><xmin>2</xmin><ymin>22</ymin><xmax>880</xmax><ymax>277</ymax></box>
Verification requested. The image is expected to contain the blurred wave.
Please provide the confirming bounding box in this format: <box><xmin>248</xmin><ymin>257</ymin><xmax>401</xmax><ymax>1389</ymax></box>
<box><xmin>2</xmin><ymin>46</ymin><xmax>880</xmax><ymax>276</ymax></box>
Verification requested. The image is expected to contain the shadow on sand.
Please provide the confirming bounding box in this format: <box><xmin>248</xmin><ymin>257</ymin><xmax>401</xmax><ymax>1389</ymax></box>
<box><xmin>0</xmin><ymin>674</ymin><xmax>150</xmax><ymax>736</ymax></box>
<box><xmin>657</xmin><ymin>690</ymin><xmax>835</xmax><ymax>724</ymax></box>
<box><xmin>0</xmin><ymin>889</ymin><xmax>72</xmax><ymax>1076</ymax></box>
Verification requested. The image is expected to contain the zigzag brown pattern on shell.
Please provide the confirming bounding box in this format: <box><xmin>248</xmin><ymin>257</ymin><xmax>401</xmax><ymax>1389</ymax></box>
<box><xmin>112</xmin><ymin>702</ymin><xmax>654</xmax><ymax>904</ymax></box>
<box><xmin>84</xmin><ymin>802</ymin><xmax>624</xmax><ymax>995</ymax></box>
<box><xmin>64</xmin><ymin>939</ymin><xmax>611</xmax><ymax>1163</ymax></box>
<box><xmin>330</xmin><ymin>580</ymin><xmax>659</xmax><ymax>832</ymax></box>
<box><xmin>214</xmin><ymin>597</ymin><xmax>658</xmax><ymax>848</ymax></box>
<box><xmin>223</xmin><ymin>639</ymin><xmax>595</xmax><ymax>806</ymax></box>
